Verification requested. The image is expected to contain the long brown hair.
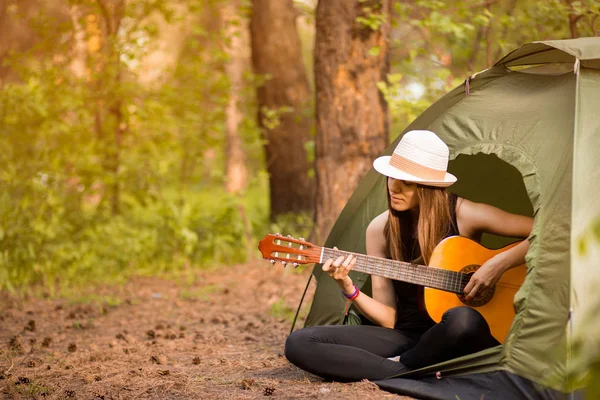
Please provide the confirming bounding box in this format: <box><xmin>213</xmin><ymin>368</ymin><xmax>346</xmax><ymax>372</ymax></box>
<box><xmin>383</xmin><ymin>183</ymin><xmax>452</xmax><ymax>265</ymax></box>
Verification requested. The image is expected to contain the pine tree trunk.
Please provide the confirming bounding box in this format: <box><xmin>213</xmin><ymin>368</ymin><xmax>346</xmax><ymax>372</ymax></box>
<box><xmin>0</xmin><ymin>0</ymin><xmax>10</xmax><ymax>85</ymax></box>
<box><xmin>69</xmin><ymin>4</ymin><xmax>87</xmax><ymax>79</ymax></box>
<box><xmin>223</xmin><ymin>2</ymin><xmax>254</xmax><ymax>260</ymax></box>
<box><xmin>313</xmin><ymin>0</ymin><xmax>391</xmax><ymax>242</ymax></box>
<box><xmin>250</xmin><ymin>0</ymin><xmax>314</xmax><ymax>220</ymax></box>
<box><xmin>224</xmin><ymin>2</ymin><xmax>248</xmax><ymax>195</ymax></box>
<box><xmin>95</xmin><ymin>0</ymin><xmax>126</xmax><ymax>216</ymax></box>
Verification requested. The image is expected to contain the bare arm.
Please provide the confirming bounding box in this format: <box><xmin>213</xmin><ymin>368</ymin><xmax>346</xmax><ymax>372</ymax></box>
<box><xmin>457</xmin><ymin>198</ymin><xmax>533</xmax><ymax>241</ymax></box>
<box><xmin>457</xmin><ymin>198</ymin><xmax>534</xmax><ymax>299</ymax></box>
<box><xmin>322</xmin><ymin>211</ymin><xmax>397</xmax><ymax>329</ymax></box>
<box><xmin>354</xmin><ymin>212</ymin><xmax>397</xmax><ymax>328</ymax></box>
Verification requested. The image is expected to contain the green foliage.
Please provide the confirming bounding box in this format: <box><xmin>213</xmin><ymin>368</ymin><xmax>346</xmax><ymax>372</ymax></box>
<box><xmin>269</xmin><ymin>297</ymin><xmax>296</xmax><ymax>323</ymax></box>
<box><xmin>356</xmin><ymin>0</ymin><xmax>387</xmax><ymax>31</ymax></box>
<box><xmin>269</xmin><ymin>212</ymin><xmax>313</xmax><ymax>244</ymax></box>
<box><xmin>368</xmin><ymin>46</ymin><xmax>381</xmax><ymax>57</ymax></box>
<box><xmin>577</xmin><ymin>217</ymin><xmax>600</xmax><ymax>257</ymax></box>
<box><xmin>0</xmin><ymin>0</ymin><xmax>275</xmax><ymax>293</ymax></box>
<box><xmin>14</xmin><ymin>381</ymin><xmax>52</xmax><ymax>398</ymax></box>
<box><xmin>377</xmin><ymin>73</ymin><xmax>434</xmax><ymax>134</ymax></box>
<box><xmin>179</xmin><ymin>284</ymin><xmax>222</xmax><ymax>301</ymax></box>
<box><xmin>2</xmin><ymin>0</ymin><xmax>593</xmax><ymax>296</ymax></box>
<box><xmin>567</xmin><ymin>324</ymin><xmax>600</xmax><ymax>396</ymax></box>
<box><xmin>387</xmin><ymin>0</ymin><xmax>599</xmax><ymax>136</ymax></box>
<box><xmin>260</xmin><ymin>105</ymin><xmax>294</xmax><ymax>130</ymax></box>
<box><xmin>565</xmin><ymin>300</ymin><xmax>600</xmax><ymax>397</ymax></box>
<box><xmin>562</xmin><ymin>217</ymin><xmax>600</xmax><ymax>396</ymax></box>
<box><xmin>0</xmin><ymin>178</ymin><xmax>273</xmax><ymax>292</ymax></box>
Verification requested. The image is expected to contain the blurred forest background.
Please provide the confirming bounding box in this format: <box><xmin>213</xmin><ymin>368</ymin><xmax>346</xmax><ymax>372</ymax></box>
<box><xmin>1</xmin><ymin>0</ymin><xmax>599</xmax><ymax>294</ymax></box>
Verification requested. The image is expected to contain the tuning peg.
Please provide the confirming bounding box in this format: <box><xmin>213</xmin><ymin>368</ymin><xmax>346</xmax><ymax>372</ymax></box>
<box><xmin>299</xmin><ymin>237</ymin><xmax>305</xmax><ymax>241</ymax></box>
<box><xmin>275</xmin><ymin>232</ymin><xmax>281</xmax><ymax>236</ymax></box>
<box><xmin>269</xmin><ymin>259</ymin><xmax>276</xmax><ymax>264</ymax></box>
<box><xmin>287</xmin><ymin>234</ymin><xmax>293</xmax><ymax>238</ymax></box>
<box><xmin>293</xmin><ymin>262</ymin><xmax>299</xmax><ymax>267</ymax></box>
<box><xmin>281</xmin><ymin>261</ymin><xmax>287</xmax><ymax>267</ymax></box>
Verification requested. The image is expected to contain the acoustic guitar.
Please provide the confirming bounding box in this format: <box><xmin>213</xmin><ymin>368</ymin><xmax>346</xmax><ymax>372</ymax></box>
<box><xmin>258</xmin><ymin>234</ymin><xmax>526</xmax><ymax>343</ymax></box>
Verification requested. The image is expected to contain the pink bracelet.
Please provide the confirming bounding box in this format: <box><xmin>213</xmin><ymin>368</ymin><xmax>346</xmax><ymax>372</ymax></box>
<box><xmin>342</xmin><ymin>284</ymin><xmax>359</xmax><ymax>300</ymax></box>
<box><xmin>343</xmin><ymin>285</ymin><xmax>360</xmax><ymax>316</ymax></box>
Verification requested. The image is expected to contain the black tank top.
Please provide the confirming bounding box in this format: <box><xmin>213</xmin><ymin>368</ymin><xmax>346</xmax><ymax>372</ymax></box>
<box><xmin>392</xmin><ymin>193</ymin><xmax>459</xmax><ymax>335</ymax></box>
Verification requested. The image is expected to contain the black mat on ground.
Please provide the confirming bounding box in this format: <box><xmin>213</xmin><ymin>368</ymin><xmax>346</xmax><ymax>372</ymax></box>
<box><xmin>373</xmin><ymin>370</ymin><xmax>580</xmax><ymax>400</ymax></box>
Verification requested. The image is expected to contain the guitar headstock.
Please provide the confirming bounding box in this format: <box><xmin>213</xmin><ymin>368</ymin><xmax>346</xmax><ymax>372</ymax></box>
<box><xmin>257</xmin><ymin>233</ymin><xmax>322</xmax><ymax>267</ymax></box>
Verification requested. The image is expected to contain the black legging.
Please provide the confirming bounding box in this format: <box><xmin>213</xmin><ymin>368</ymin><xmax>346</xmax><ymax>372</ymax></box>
<box><xmin>285</xmin><ymin>306</ymin><xmax>499</xmax><ymax>382</ymax></box>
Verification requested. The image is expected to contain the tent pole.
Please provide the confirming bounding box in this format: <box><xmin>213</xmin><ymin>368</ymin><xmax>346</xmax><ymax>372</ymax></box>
<box><xmin>289</xmin><ymin>272</ymin><xmax>314</xmax><ymax>334</ymax></box>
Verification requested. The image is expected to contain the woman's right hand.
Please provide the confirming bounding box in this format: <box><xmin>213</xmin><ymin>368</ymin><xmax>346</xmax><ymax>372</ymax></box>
<box><xmin>321</xmin><ymin>247</ymin><xmax>356</xmax><ymax>294</ymax></box>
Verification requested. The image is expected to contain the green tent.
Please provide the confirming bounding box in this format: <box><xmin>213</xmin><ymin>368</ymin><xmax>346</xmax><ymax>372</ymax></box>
<box><xmin>295</xmin><ymin>37</ymin><xmax>600</xmax><ymax>399</ymax></box>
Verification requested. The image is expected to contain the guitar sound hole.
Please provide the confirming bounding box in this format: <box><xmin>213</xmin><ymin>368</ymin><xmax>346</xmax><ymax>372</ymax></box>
<box><xmin>457</xmin><ymin>267</ymin><xmax>495</xmax><ymax>307</ymax></box>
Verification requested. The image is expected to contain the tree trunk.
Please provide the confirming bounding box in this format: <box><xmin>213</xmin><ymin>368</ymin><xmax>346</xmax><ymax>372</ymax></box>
<box><xmin>566</xmin><ymin>0</ymin><xmax>582</xmax><ymax>38</ymax></box>
<box><xmin>485</xmin><ymin>5</ymin><xmax>493</xmax><ymax>68</ymax></box>
<box><xmin>223</xmin><ymin>1</ymin><xmax>254</xmax><ymax>260</ymax></box>
<box><xmin>0</xmin><ymin>0</ymin><xmax>10</xmax><ymax>85</ymax></box>
<box><xmin>0</xmin><ymin>0</ymin><xmax>62</xmax><ymax>85</ymax></box>
<box><xmin>69</xmin><ymin>4</ymin><xmax>87</xmax><ymax>79</ymax></box>
<box><xmin>85</xmin><ymin>0</ymin><xmax>126</xmax><ymax>215</ymax></box>
<box><xmin>313</xmin><ymin>0</ymin><xmax>391</xmax><ymax>243</ymax></box>
<box><xmin>223</xmin><ymin>2</ymin><xmax>248</xmax><ymax>195</ymax></box>
<box><xmin>250</xmin><ymin>0</ymin><xmax>314</xmax><ymax>220</ymax></box>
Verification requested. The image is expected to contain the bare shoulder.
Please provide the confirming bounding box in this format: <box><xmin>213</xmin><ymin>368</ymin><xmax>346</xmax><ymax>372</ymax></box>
<box><xmin>456</xmin><ymin>197</ymin><xmax>513</xmax><ymax>221</ymax></box>
<box><xmin>367</xmin><ymin>210</ymin><xmax>389</xmax><ymax>236</ymax></box>
<box><xmin>455</xmin><ymin>197</ymin><xmax>477</xmax><ymax>216</ymax></box>
<box><xmin>366</xmin><ymin>210</ymin><xmax>388</xmax><ymax>257</ymax></box>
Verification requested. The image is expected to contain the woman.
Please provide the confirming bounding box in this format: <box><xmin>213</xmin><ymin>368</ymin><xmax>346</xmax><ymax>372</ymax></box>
<box><xmin>285</xmin><ymin>130</ymin><xmax>533</xmax><ymax>382</ymax></box>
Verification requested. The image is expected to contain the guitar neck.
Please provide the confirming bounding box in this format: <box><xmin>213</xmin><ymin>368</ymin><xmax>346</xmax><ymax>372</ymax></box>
<box><xmin>320</xmin><ymin>247</ymin><xmax>467</xmax><ymax>294</ymax></box>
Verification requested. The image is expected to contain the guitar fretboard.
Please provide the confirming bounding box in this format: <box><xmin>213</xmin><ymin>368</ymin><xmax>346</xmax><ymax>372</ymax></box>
<box><xmin>321</xmin><ymin>248</ymin><xmax>469</xmax><ymax>294</ymax></box>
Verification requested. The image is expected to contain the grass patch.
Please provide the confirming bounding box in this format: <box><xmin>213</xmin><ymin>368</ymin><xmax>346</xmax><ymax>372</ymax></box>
<box><xmin>268</xmin><ymin>297</ymin><xmax>296</xmax><ymax>323</ymax></box>
<box><xmin>2</xmin><ymin>177</ymin><xmax>316</xmax><ymax>297</ymax></box>
<box><xmin>66</xmin><ymin>294</ymin><xmax>123</xmax><ymax>308</ymax></box>
<box><xmin>178</xmin><ymin>284</ymin><xmax>222</xmax><ymax>301</ymax></box>
<box><xmin>14</xmin><ymin>380</ymin><xmax>52</xmax><ymax>397</ymax></box>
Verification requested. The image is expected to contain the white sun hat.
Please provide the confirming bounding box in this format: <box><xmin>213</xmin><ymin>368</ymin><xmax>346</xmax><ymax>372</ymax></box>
<box><xmin>373</xmin><ymin>130</ymin><xmax>457</xmax><ymax>187</ymax></box>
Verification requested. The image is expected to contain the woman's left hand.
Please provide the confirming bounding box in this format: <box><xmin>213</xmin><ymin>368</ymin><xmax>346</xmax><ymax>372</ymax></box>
<box><xmin>463</xmin><ymin>258</ymin><xmax>506</xmax><ymax>301</ymax></box>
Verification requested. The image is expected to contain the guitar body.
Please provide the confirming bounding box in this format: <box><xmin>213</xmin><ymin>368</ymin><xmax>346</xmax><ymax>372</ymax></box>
<box><xmin>424</xmin><ymin>236</ymin><xmax>526</xmax><ymax>344</ymax></box>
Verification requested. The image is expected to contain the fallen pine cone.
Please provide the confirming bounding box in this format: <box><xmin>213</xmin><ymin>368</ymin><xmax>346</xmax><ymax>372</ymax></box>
<box><xmin>263</xmin><ymin>386</ymin><xmax>275</xmax><ymax>396</ymax></box>
<box><xmin>241</xmin><ymin>378</ymin><xmax>255</xmax><ymax>390</ymax></box>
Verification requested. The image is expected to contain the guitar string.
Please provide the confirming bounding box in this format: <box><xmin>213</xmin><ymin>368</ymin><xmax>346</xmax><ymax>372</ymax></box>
<box><xmin>272</xmin><ymin>243</ymin><xmax>517</xmax><ymax>298</ymax></box>
<box><xmin>321</xmin><ymin>248</ymin><xmax>468</xmax><ymax>294</ymax></box>
<box><xmin>322</xmin><ymin>248</ymin><xmax>455</xmax><ymax>291</ymax></box>
<box><xmin>320</xmin><ymin>248</ymin><xmax>522</xmax><ymax>292</ymax></box>
<box><xmin>268</xmin><ymin>243</ymin><xmax>470</xmax><ymax>293</ymax></box>
<box><xmin>269</xmin><ymin>242</ymin><xmax>462</xmax><ymax>293</ymax></box>
<box><xmin>366</xmin><ymin>258</ymin><xmax>463</xmax><ymax>294</ymax></box>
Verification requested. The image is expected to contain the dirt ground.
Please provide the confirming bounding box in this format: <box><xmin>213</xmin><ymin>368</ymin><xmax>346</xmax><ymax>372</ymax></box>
<box><xmin>0</xmin><ymin>261</ymin><xmax>412</xmax><ymax>399</ymax></box>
